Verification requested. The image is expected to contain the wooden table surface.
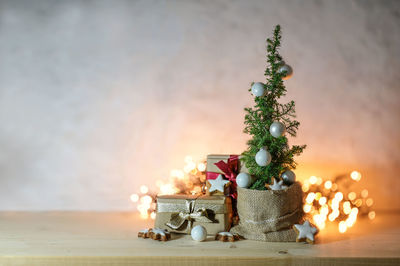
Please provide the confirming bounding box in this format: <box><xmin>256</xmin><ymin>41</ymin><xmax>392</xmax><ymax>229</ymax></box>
<box><xmin>0</xmin><ymin>211</ymin><xmax>399</xmax><ymax>266</ymax></box>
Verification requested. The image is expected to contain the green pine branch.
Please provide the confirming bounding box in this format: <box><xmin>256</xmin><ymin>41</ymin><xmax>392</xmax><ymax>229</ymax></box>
<box><xmin>241</xmin><ymin>25</ymin><xmax>306</xmax><ymax>190</ymax></box>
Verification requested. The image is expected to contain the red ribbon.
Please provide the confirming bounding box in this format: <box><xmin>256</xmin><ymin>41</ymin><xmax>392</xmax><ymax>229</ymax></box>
<box><xmin>206</xmin><ymin>155</ymin><xmax>239</xmax><ymax>199</ymax></box>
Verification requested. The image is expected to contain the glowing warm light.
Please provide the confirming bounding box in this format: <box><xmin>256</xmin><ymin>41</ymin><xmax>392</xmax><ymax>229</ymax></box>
<box><xmin>140</xmin><ymin>212</ymin><xmax>149</xmax><ymax>219</ymax></box>
<box><xmin>355</xmin><ymin>199</ymin><xmax>363</xmax><ymax>207</ymax></box>
<box><xmin>331</xmin><ymin>198</ymin><xmax>340</xmax><ymax>210</ymax></box>
<box><xmin>320</xmin><ymin>205</ymin><xmax>329</xmax><ymax>216</ymax></box>
<box><xmin>319</xmin><ymin>197</ymin><xmax>327</xmax><ymax>205</ymax></box>
<box><xmin>184</xmin><ymin>155</ymin><xmax>193</xmax><ymax>163</ymax></box>
<box><xmin>328</xmin><ymin>213</ymin><xmax>336</xmax><ymax>222</ymax></box>
<box><xmin>339</xmin><ymin>221</ymin><xmax>347</xmax><ymax>233</ymax></box>
<box><xmin>170</xmin><ymin>169</ymin><xmax>184</xmax><ymax>179</ymax></box>
<box><xmin>130</xmin><ymin>194</ymin><xmax>139</xmax><ymax>203</ymax></box>
<box><xmin>303</xmin><ymin>204</ymin><xmax>312</xmax><ymax>213</ymax></box>
<box><xmin>155</xmin><ymin>180</ymin><xmax>163</xmax><ymax>187</ymax></box>
<box><xmin>351</xmin><ymin>171</ymin><xmax>361</xmax><ymax>181</ymax></box>
<box><xmin>366</xmin><ymin>198</ymin><xmax>374</xmax><ymax>207</ymax></box>
<box><xmin>306</xmin><ymin>192</ymin><xmax>316</xmax><ymax>204</ymax></box>
<box><xmin>331</xmin><ymin>183</ymin><xmax>338</xmax><ymax>191</ymax></box>
<box><xmin>315</xmin><ymin>192</ymin><xmax>322</xmax><ymax>201</ymax></box>
<box><xmin>150</xmin><ymin>212</ymin><xmax>156</xmax><ymax>220</ymax></box>
<box><xmin>368</xmin><ymin>211</ymin><xmax>376</xmax><ymax>220</ymax></box>
<box><xmin>313</xmin><ymin>214</ymin><xmax>326</xmax><ymax>229</ymax></box>
<box><xmin>302</xmin><ymin>183</ymin><xmax>310</xmax><ymax>192</ymax></box>
<box><xmin>324</xmin><ymin>180</ymin><xmax>332</xmax><ymax>189</ymax></box>
<box><xmin>343</xmin><ymin>201</ymin><xmax>351</xmax><ymax>215</ymax></box>
<box><xmin>309</xmin><ymin>176</ymin><xmax>318</xmax><ymax>184</ymax></box>
<box><xmin>160</xmin><ymin>183</ymin><xmax>177</xmax><ymax>195</ymax></box>
<box><xmin>361</xmin><ymin>189</ymin><xmax>368</xmax><ymax>198</ymax></box>
<box><xmin>348</xmin><ymin>192</ymin><xmax>356</xmax><ymax>201</ymax></box>
<box><xmin>197</xmin><ymin>162</ymin><xmax>206</xmax><ymax>172</ymax></box>
<box><xmin>141</xmin><ymin>195</ymin><xmax>153</xmax><ymax>205</ymax></box>
<box><xmin>334</xmin><ymin>192</ymin><xmax>343</xmax><ymax>201</ymax></box>
<box><xmin>184</xmin><ymin>161</ymin><xmax>196</xmax><ymax>173</ymax></box>
<box><xmin>140</xmin><ymin>185</ymin><xmax>149</xmax><ymax>194</ymax></box>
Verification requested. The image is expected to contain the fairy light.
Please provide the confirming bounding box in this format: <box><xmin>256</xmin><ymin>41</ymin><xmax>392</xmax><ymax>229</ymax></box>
<box><xmin>351</xmin><ymin>171</ymin><xmax>361</xmax><ymax>181</ymax></box>
<box><xmin>303</xmin><ymin>204</ymin><xmax>312</xmax><ymax>213</ymax></box>
<box><xmin>366</xmin><ymin>198</ymin><xmax>374</xmax><ymax>207</ymax></box>
<box><xmin>140</xmin><ymin>185</ymin><xmax>149</xmax><ymax>194</ymax></box>
<box><xmin>348</xmin><ymin>192</ymin><xmax>356</xmax><ymax>201</ymax></box>
<box><xmin>324</xmin><ymin>180</ymin><xmax>332</xmax><ymax>189</ymax></box>
<box><xmin>319</xmin><ymin>196</ymin><xmax>327</xmax><ymax>205</ymax></box>
<box><xmin>197</xmin><ymin>162</ymin><xmax>206</xmax><ymax>172</ymax></box>
<box><xmin>361</xmin><ymin>189</ymin><xmax>368</xmax><ymax>198</ymax></box>
<box><xmin>309</xmin><ymin>176</ymin><xmax>318</xmax><ymax>184</ymax></box>
<box><xmin>315</xmin><ymin>192</ymin><xmax>322</xmax><ymax>201</ymax></box>
<box><xmin>339</xmin><ymin>221</ymin><xmax>347</xmax><ymax>233</ymax></box>
<box><xmin>334</xmin><ymin>192</ymin><xmax>343</xmax><ymax>201</ymax></box>
<box><xmin>302</xmin><ymin>183</ymin><xmax>310</xmax><ymax>192</ymax></box>
<box><xmin>303</xmin><ymin>170</ymin><xmax>374</xmax><ymax>233</ymax></box>
<box><xmin>368</xmin><ymin>211</ymin><xmax>376</xmax><ymax>220</ymax></box>
<box><xmin>131</xmin><ymin>156</ymin><xmax>207</xmax><ymax>219</ymax></box>
<box><xmin>306</xmin><ymin>192</ymin><xmax>315</xmax><ymax>204</ymax></box>
<box><xmin>130</xmin><ymin>194</ymin><xmax>139</xmax><ymax>203</ymax></box>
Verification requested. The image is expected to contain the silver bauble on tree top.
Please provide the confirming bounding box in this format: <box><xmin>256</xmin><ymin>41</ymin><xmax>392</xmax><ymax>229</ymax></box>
<box><xmin>278</xmin><ymin>64</ymin><xmax>293</xmax><ymax>80</ymax></box>
<box><xmin>269</xmin><ymin>121</ymin><xmax>286</xmax><ymax>138</ymax></box>
<box><xmin>251</xmin><ymin>82</ymin><xmax>265</xmax><ymax>97</ymax></box>
<box><xmin>281</xmin><ymin>170</ymin><xmax>296</xmax><ymax>185</ymax></box>
<box><xmin>255</xmin><ymin>147</ymin><xmax>271</xmax><ymax>167</ymax></box>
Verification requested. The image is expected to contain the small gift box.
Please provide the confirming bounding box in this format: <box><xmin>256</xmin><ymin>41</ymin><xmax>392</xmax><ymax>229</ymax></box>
<box><xmin>206</xmin><ymin>154</ymin><xmax>247</xmax><ymax>198</ymax></box>
<box><xmin>154</xmin><ymin>194</ymin><xmax>232</xmax><ymax>235</ymax></box>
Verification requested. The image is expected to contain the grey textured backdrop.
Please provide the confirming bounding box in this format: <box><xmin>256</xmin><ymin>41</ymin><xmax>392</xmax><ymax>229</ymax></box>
<box><xmin>0</xmin><ymin>0</ymin><xmax>399</xmax><ymax>210</ymax></box>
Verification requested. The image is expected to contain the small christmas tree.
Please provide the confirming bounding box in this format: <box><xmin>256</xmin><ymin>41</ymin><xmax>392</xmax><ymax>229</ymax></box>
<box><xmin>241</xmin><ymin>25</ymin><xmax>306</xmax><ymax>190</ymax></box>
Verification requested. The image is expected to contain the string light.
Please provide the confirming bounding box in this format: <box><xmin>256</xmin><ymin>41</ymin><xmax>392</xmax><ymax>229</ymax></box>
<box><xmin>350</xmin><ymin>171</ymin><xmax>361</xmax><ymax>181</ymax></box>
<box><xmin>140</xmin><ymin>185</ymin><xmax>149</xmax><ymax>194</ymax></box>
<box><xmin>303</xmin><ymin>170</ymin><xmax>374</xmax><ymax>233</ymax></box>
<box><xmin>324</xmin><ymin>180</ymin><xmax>332</xmax><ymax>189</ymax></box>
<box><xmin>130</xmin><ymin>194</ymin><xmax>139</xmax><ymax>203</ymax></box>
<box><xmin>130</xmin><ymin>156</ymin><xmax>207</xmax><ymax>219</ymax></box>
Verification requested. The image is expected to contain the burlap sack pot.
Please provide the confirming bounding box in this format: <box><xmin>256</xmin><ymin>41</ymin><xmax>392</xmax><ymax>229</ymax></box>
<box><xmin>230</xmin><ymin>182</ymin><xmax>303</xmax><ymax>242</ymax></box>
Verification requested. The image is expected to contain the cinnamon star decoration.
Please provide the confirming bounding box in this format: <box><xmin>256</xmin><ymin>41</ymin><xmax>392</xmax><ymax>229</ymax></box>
<box><xmin>293</xmin><ymin>220</ymin><xmax>318</xmax><ymax>244</ymax></box>
<box><xmin>138</xmin><ymin>228</ymin><xmax>171</xmax><ymax>241</ymax></box>
<box><xmin>208</xmin><ymin>174</ymin><xmax>230</xmax><ymax>193</ymax></box>
<box><xmin>266</xmin><ymin>179</ymin><xmax>287</xmax><ymax>191</ymax></box>
<box><xmin>215</xmin><ymin>232</ymin><xmax>241</xmax><ymax>242</ymax></box>
<box><xmin>137</xmin><ymin>229</ymin><xmax>150</xmax><ymax>238</ymax></box>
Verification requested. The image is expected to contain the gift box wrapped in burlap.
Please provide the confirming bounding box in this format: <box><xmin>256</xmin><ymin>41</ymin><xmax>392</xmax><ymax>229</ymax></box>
<box><xmin>230</xmin><ymin>182</ymin><xmax>303</xmax><ymax>242</ymax></box>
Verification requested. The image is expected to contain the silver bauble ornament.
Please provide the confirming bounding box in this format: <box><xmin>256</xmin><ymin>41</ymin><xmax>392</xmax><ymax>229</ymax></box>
<box><xmin>255</xmin><ymin>147</ymin><xmax>271</xmax><ymax>167</ymax></box>
<box><xmin>278</xmin><ymin>64</ymin><xmax>293</xmax><ymax>80</ymax></box>
<box><xmin>251</xmin><ymin>82</ymin><xmax>265</xmax><ymax>97</ymax></box>
<box><xmin>281</xmin><ymin>170</ymin><xmax>296</xmax><ymax>185</ymax></box>
<box><xmin>269</xmin><ymin>121</ymin><xmax>286</xmax><ymax>138</ymax></box>
<box><xmin>236</xmin><ymin>172</ymin><xmax>252</xmax><ymax>188</ymax></box>
<box><xmin>191</xmin><ymin>225</ymin><xmax>207</xmax><ymax>241</ymax></box>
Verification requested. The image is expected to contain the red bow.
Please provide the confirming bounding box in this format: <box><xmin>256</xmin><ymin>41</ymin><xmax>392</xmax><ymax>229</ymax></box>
<box><xmin>206</xmin><ymin>155</ymin><xmax>239</xmax><ymax>198</ymax></box>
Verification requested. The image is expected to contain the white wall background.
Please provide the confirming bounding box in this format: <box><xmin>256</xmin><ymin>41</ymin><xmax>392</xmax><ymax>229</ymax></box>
<box><xmin>0</xmin><ymin>0</ymin><xmax>399</xmax><ymax>210</ymax></box>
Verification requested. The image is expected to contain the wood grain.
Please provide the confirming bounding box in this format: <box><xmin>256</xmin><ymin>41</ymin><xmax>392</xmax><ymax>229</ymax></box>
<box><xmin>0</xmin><ymin>211</ymin><xmax>399</xmax><ymax>265</ymax></box>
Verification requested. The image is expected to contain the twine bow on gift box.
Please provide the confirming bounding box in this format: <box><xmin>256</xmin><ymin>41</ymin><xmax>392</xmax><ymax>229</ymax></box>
<box><xmin>206</xmin><ymin>155</ymin><xmax>240</xmax><ymax>198</ymax></box>
<box><xmin>165</xmin><ymin>199</ymin><xmax>213</xmax><ymax>230</ymax></box>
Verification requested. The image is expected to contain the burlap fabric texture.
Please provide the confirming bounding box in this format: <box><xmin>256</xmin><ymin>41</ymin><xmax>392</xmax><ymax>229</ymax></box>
<box><xmin>230</xmin><ymin>182</ymin><xmax>303</xmax><ymax>242</ymax></box>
